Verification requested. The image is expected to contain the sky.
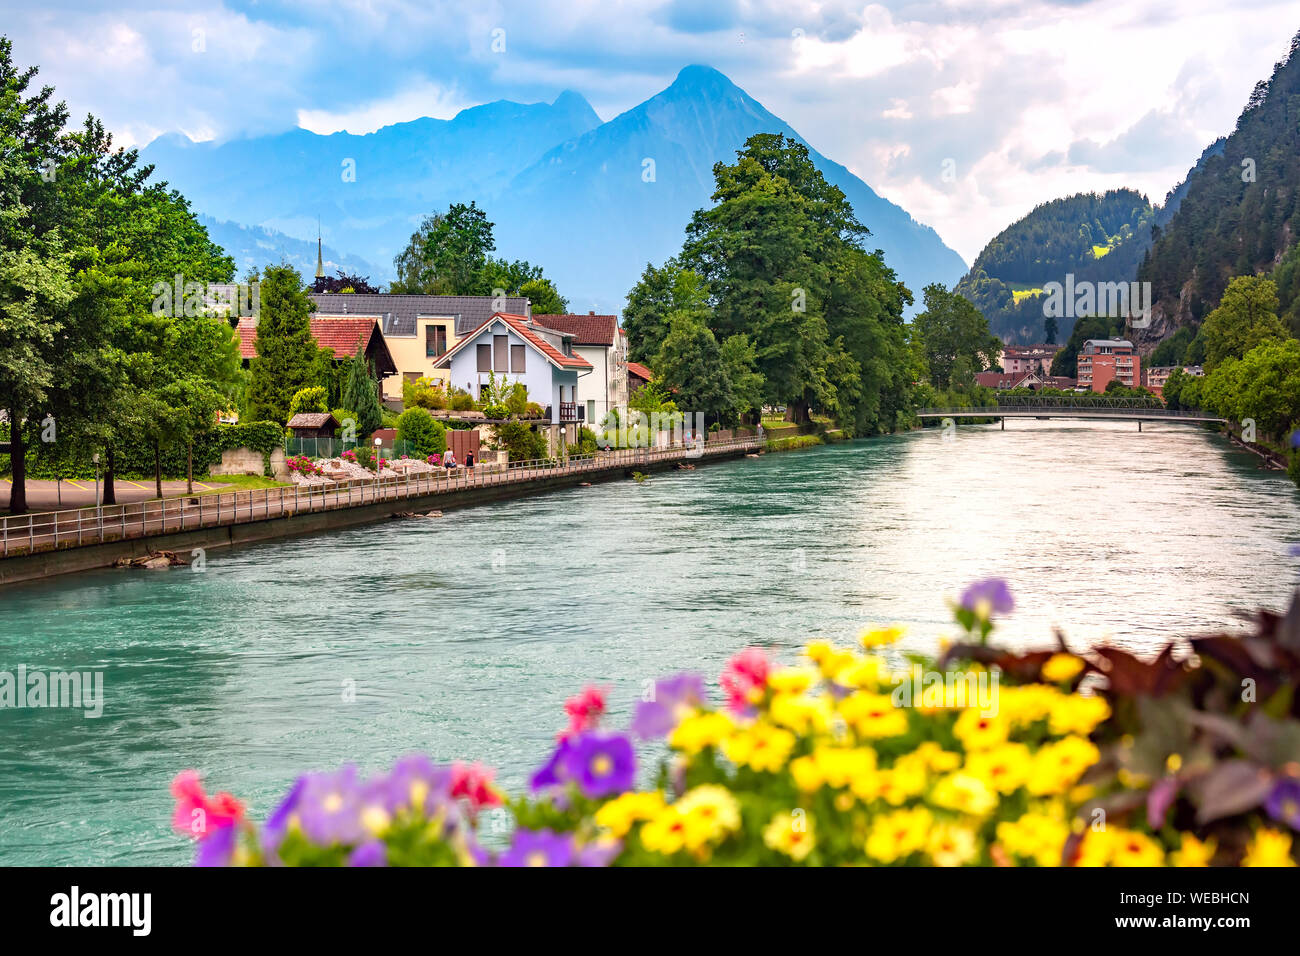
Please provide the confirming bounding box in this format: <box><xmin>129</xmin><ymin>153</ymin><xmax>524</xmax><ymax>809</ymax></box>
<box><xmin>3</xmin><ymin>0</ymin><xmax>1295</xmax><ymax>262</ymax></box>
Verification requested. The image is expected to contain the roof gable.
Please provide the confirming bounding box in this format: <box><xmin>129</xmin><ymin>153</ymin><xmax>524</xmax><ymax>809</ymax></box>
<box><xmin>433</xmin><ymin>313</ymin><xmax>592</xmax><ymax>371</ymax></box>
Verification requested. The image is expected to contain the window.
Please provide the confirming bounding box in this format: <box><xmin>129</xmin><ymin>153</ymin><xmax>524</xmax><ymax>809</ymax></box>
<box><xmin>587</xmin><ymin>399</ymin><xmax>595</xmax><ymax>422</ymax></box>
<box><xmin>510</xmin><ymin>344</ymin><xmax>525</xmax><ymax>373</ymax></box>
<box><xmin>426</xmin><ymin>325</ymin><xmax>447</xmax><ymax>357</ymax></box>
<box><xmin>403</xmin><ymin>372</ymin><xmax>421</xmax><ymax>384</ymax></box>
<box><xmin>493</xmin><ymin>335</ymin><xmax>508</xmax><ymax>372</ymax></box>
<box><xmin>477</xmin><ymin>343</ymin><xmax>491</xmax><ymax>372</ymax></box>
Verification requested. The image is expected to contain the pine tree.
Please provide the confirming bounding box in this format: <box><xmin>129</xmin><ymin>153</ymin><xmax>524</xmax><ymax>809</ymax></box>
<box><xmin>246</xmin><ymin>265</ymin><xmax>319</xmax><ymax>424</ymax></box>
<box><xmin>341</xmin><ymin>343</ymin><xmax>383</xmax><ymax>438</ymax></box>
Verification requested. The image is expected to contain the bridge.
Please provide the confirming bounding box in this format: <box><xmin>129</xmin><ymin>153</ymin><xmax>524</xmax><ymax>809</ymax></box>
<box><xmin>916</xmin><ymin>396</ymin><xmax>1226</xmax><ymax>428</ymax></box>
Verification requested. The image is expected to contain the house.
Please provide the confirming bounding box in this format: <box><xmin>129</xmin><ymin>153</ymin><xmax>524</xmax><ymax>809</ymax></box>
<box><xmin>974</xmin><ymin>371</ymin><xmax>1078</xmax><ymax>391</ymax></box>
<box><xmin>999</xmin><ymin>344</ymin><xmax>1060</xmax><ymax>376</ymax></box>
<box><xmin>531</xmin><ymin>313</ymin><xmax>627</xmax><ymax>427</ymax></box>
<box><xmin>236</xmin><ymin>316</ymin><xmax>397</xmax><ymax>381</ymax></box>
<box><xmin>1143</xmin><ymin>364</ymin><xmax>1204</xmax><ymax>399</ymax></box>
<box><xmin>286</xmin><ymin>412</ymin><xmax>340</xmax><ymax>439</ymax></box>
<box><xmin>432</xmin><ymin>313</ymin><xmax>593</xmax><ymax>426</ymax></box>
<box><xmin>309</xmin><ymin>293</ymin><xmax>531</xmax><ymax>402</ymax></box>
<box><xmin>627</xmin><ymin>361</ymin><xmax>653</xmax><ymax>395</ymax></box>
<box><xmin>1078</xmin><ymin>339</ymin><xmax>1140</xmax><ymax>392</ymax></box>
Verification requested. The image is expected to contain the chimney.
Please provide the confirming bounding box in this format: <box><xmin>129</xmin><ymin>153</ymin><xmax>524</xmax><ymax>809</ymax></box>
<box><xmin>589</xmin><ymin>310</ymin><xmax>595</xmax><ymax>315</ymax></box>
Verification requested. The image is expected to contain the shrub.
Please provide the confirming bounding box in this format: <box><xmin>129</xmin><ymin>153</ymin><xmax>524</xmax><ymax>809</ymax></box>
<box><xmin>288</xmin><ymin>386</ymin><xmax>329</xmax><ymax>418</ymax></box>
<box><xmin>494</xmin><ymin>420</ymin><xmax>547</xmax><ymax>462</ymax></box>
<box><xmin>171</xmin><ymin>581</ymin><xmax>1300</xmax><ymax>867</ymax></box>
<box><xmin>450</xmin><ymin>389</ymin><xmax>475</xmax><ymax>412</ymax></box>
<box><xmin>331</xmin><ymin>409</ymin><xmax>358</xmax><ymax>438</ymax></box>
<box><xmin>404</xmin><ymin>376</ymin><xmax>448</xmax><ymax>410</ymax></box>
<box><xmin>285</xmin><ymin>454</ymin><xmax>321</xmax><ymax>476</ymax></box>
<box><xmin>395</xmin><ymin>408</ymin><xmax>447</xmax><ymax>457</ymax></box>
<box><xmin>483</xmin><ymin>403</ymin><xmax>510</xmax><ymax>420</ymax></box>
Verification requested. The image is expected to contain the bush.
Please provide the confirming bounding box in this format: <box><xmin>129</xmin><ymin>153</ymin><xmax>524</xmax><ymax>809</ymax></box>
<box><xmin>170</xmin><ymin>580</ymin><xmax>1300</xmax><ymax>867</ymax></box>
<box><xmin>572</xmin><ymin>426</ymin><xmax>598</xmax><ymax>455</ymax></box>
<box><xmin>404</xmin><ymin>376</ymin><xmax>449</xmax><ymax>410</ymax></box>
<box><xmin>483</xmin><ymin>403</ymin><xmax>510</xmax><ymax>420</ymax></box>
<box><xmin>450</xmin><ymin>389</ymin><xmax>475</xmax><ymax>412</ymax></box>
<box><xmin>495</xmin><ymin>420</ymin><xmax>547</xmax><ymax>462</ymax></box>
<box><xmin>288</xmin><ymin>387</ymin><xmax>329</xmax><ymax>418</ymax></box>
<box><xmin>395</xmin><ymin>407</ymin><xmax>448</xmax><ymax>457</ymax></box>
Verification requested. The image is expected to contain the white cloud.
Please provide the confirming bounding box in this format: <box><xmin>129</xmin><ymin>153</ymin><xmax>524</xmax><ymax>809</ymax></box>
<box><xmin>297</xmin><ymin>80</ymin><xmax>470</xmax><ymax>134</ymax></box>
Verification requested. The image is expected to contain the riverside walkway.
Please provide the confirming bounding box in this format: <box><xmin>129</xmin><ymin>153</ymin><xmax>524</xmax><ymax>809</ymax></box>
<box><xmin>0</xmin><ymin>439</ymin><xmax>760</xmax><ymax>568</ymax></box>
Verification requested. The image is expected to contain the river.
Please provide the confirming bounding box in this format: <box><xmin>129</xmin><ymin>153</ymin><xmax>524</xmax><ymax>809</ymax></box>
<box><xmin>1</xmin><ymin>420</ymin><xmax>1297</xmax><ymax>865</ymax></box>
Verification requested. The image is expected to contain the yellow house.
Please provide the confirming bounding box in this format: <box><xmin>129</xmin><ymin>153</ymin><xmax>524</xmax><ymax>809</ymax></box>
<box><xmin>309</xmin><ymin>293</ymin><xmax>533</xmax><ymax>402</ymax></box>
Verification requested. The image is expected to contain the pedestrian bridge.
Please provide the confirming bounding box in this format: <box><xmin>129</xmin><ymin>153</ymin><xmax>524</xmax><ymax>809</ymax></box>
<box><xmin>916</xmin><ymin>397</ymin><xmax>1226</xmax><ymax>425</ymax></box>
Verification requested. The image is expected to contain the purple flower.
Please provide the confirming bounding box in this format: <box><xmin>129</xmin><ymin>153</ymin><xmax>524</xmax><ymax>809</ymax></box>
<box><xmin>347</xmin><ymin>840</ymin><xmax>388</xmax><ymax>867</ymax></box>
<box><xmin>530</xmin><ymin>737</ymin><xmax>575</xmax><ymax>792</ymax></box>
<box><xmin>297</xmin><ymin>765</ymin><xmax>365</xmax><ymax>846</ymax></box>
<box><xmin>195</xmin><ymin>822</ymin><xmax>237</xmax><ymax>867</ymax></box>
<box><xmin>564</xmin><ymin>733</ymin><xmax>636</xmax><ymax>799</ymax></box>
<box><xmin>1266</xmin><ymin>778</ymin><xmax>1300</xmax><ymax>830</ymax></box>
<box><xmin>960</xmin><ymin>578</ymin><xmax>1015</xmax><ymax>617</ymax></box>
<box><xmin>631</xmin><ymin>673</ymin><xmax>706</xmax><ymax>738</ymax></box>
<box><xmin>498</xmin><ymin>828</ymin><xmax>575</xmax><ymax>867</ymax></box>
<box><xmin>384</xmin><ymin>754</ymin><xmax>454</xmax><ymax>816</ymax></box>
<box><xmin>576</xmin><ymin>838</ymin><xmax>622</xmax><ymax>867</ymax></box>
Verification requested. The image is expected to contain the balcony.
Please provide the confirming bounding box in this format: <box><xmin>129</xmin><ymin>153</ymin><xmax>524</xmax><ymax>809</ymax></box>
<box><xmin>545</xmin><ymin>403</ymin><xmax>584</xmax><ymax>422</ymax></box>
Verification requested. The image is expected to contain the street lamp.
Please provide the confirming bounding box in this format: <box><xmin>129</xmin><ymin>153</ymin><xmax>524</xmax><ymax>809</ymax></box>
<box><xmin>374</xmin><ymin>436</ymin><xmax>383</xmax><ymax>496</ymax></box>
<box><xmin>559</xmin><ymin>426</ymin><xmax>566</xmax><ymax>464</ymax></box>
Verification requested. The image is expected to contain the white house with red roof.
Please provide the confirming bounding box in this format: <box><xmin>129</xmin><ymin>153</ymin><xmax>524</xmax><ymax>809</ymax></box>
<box><xmin>531</xmin><ymin>312</ymin><xmax>626</xmax><ymax>426</ymax></box>
<box><xmin>433</xmin><ymin>313</ymin><xmax>592</xmax><ymax>424</ymax></box>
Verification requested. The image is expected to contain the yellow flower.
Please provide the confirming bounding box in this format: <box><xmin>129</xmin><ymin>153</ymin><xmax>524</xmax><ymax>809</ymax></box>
<box><xmin>806</xmin><ymin>642</ymin><xmax>858</xmax><ymax>681</ymax></box>
<box><xmin>930</xmin><ymin>772</ymin><xmax>998</xmax><ymax>817</ymax></box>
<box><xmin>767</xmin><ymin>667</ymin><xmax>818</xmax><ymax>696</ymax></box>
<box><xmin>769</xmin><ymin>691</ymin><xmax>832</xmax><ymax>735</ymax></box>
<box><xmin>953</xmin><ymin>708</ymin><xmax>1010</xmax><ymax>751</ymax></box>
<box><xmin>996</xmin><ymin>813</ymin><xmax>1070</xmax><ymax>867</ymax></box>
<box><xmin>594</xmin><ymin>791</ymin><xmax>666</xmax><ymax>838</ymax></box>
<box><xmin>839</xmin><ymin>691</ymin><xmax>909</xmax><ymax>739</ymax></box>
<box><xmin>640</xmin><ymin>806</ymin><xmax>716</xmax><ymax>856</ymax></box>
<box><xmin>1170</xmin><ymin>833</ymin><xmax>1216</xmax><ymax>867</ymax></box>
<box><xmin>965</xmin><ymin>742</ymin><xmax>1032</xmax><ymax>794</ymax></box>
<box><xmin>722</xmin><ymin>722</ymin><xmax>796</xmax><ymax>773</ymax></box>
<box><xmin>1110</xmin><ymin>829</ymin><xmax>1166</xmax><ymax>867</ymax></box>
<box><xmin>668</xmin><ymin>711</ymin><xmax>734</xmax><ymax>754</ymax></box>
<box><xmin>1026</xmin><ymin>736</ymin><xmax>1099</xmax><ymax>795</ymax></box>
<box><xmin>831</xmin><ymin>655</ymin><xmax>887</xmax><ymax>689</ymax></box>
<box><xmin>860</xmin><ymin>625</ymin><xmax>906</xmax><ymax>648</ymax></box>
<box><xmin>763</xmin><ymin>810</ymin><xmax>816</xmax><ymax>861</ymax></box>
<box><xmin>928</xmin><ymin>823</ymin><xmax>979</xmax><ymax>867</ymax></box>
<box><xmin>998</xmin><ymin>684</ymin><xmax>1060</xmax><ymax>728</ymax></box>
<box><xmin>865</xmin><ymin>806</ymin><xmax>932</xmax><ymax>863</ymax></box>
<box><xmin>1048</xmin><ymin>693</ymin><xmax>1110</xmax><ymax>736</ymax></box>
<box><xmin>1041</xmin><ymin>653</ymin><xmax>1085</xmax><ymax>683</ymax></box>
<box><xmin>676</xmin><ymin>784</ymin><xmax>741</xmax><ymax>839</ymax></box>
<box><xmin>913</xmin><ymin>741</ymin><xmax>962</xmax><ymax>773</ymax></box>
<box><xmin>1243</xmin><ymin>828</ymin><xmax>1297</xmax><ymax>867</ymax></box>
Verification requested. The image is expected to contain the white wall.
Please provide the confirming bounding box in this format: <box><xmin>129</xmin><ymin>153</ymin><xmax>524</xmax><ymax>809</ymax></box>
<box><xmin>442</xmin><ymin>319</ymin><xmax>577</xmax><ymax>422</ymax></box>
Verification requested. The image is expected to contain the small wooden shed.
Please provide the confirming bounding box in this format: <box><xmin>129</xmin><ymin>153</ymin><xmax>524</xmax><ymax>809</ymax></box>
<box><xmin>286</xmin><ymin>412</ymin><xmax>340</xmax><ymax>439</ymax></box>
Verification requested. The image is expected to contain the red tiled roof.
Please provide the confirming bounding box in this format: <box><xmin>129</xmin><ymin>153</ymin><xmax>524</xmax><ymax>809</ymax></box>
<box><xmin>627</xmin><ymin>361</ymin><xmax>653</xmax><ymax>382</ymax></box>
<box><xmin>531</xmin><ymin>313</ymin><xmax>619</xmax><ymax>346</ymax></box>
<box><xmin>236</xmin><ymin>316</ymin><xmax>380</xmax><ymax>360</ymax></box>
<box><xmin>433</xmin><ymin>313</ymin><xmax>593</xmax><ymax>371</ymax></box>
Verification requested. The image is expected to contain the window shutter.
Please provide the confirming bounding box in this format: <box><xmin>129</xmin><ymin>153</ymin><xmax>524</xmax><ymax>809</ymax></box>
<box><xmin>510</xmin><ymin>344</ymin><xmax>525</xmax><ymax>372</ymax></box>
<box><xmin>494</xmin><ymin>335</ymin><xmax>508</xmax><ymax>372</ymax></box>
<box><xmin>477</xmin><ymin>343</ymin><xmax>491</xmax><ymax>372</ymax></box>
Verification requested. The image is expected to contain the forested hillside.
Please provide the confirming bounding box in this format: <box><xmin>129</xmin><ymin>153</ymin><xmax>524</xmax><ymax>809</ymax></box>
<box><xmin>1139</xmin><ymin>32</ymin><xmax>1300</xmax><ymax>345</ymax></box>
<box><xmin>955</xmin><ymin>190</ymin><xmax>1154</xmax><ymax>344</ymax></box>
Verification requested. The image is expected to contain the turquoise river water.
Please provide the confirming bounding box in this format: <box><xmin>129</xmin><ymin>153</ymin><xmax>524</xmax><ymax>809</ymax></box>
<box><xmin>1</xmin><ymin>420</ymin><xmax>1298</xmax><ymax>865</ymax></box>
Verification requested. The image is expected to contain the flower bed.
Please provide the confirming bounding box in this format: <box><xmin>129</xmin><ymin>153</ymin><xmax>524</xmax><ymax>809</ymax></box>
<box><xmin>170</xmin><ymin>581</ymin><xmax>1300</xmax><ymax>866</ymax></box>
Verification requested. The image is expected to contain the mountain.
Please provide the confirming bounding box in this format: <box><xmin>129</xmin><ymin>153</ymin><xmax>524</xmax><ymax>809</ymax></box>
<box><xmin>198</xmin><ymin>215</ymin><xmax>385</xmax><ymax>282</ymax></box>
<box><xmin>1138</xmin><ymin>32</ymin><xmax>1300</xmax><ymax>345</ymax></box>
<box><xmin>954</xmin><ymin>189</ymin><xmax>1155</xmax><ymax>344</ymax></box>
<box><xmin>140</xmin><ymin>65</ymin><xmax>966</xmax><ymax>313</ymax></box>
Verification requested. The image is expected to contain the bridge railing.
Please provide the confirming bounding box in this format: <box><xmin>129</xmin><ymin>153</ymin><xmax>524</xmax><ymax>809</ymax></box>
<box><xmin>916</xmin><ymin>404</ymin><xmax>1220</xmax><ymax>419</ymax></box>
<box><xmin>0</xmin><ymin>437</ymin><xmax>761</xmax><ymax>559</ymax></box>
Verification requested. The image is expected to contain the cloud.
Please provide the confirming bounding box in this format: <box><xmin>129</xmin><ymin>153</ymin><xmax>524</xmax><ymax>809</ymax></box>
<box><xmin>297</xmin><ymin>80</ymin><xmax>470</xmax><ymax>135</ymax></box>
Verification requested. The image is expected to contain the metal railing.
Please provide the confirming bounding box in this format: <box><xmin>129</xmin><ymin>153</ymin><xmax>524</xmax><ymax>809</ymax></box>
<box><xmin>284</xmin><ymin>437</ymin><xmax>422</xmax><ymax>459</ymax></box>
<box><xmin>0</xmin><ymin>437</ymin><xmax>761</xmax><ymax>558</ymax></box>
<box><xmin>916</xmin><ymin>403</ymin><xmax>1225</xmax><ymax>420</ymax></box>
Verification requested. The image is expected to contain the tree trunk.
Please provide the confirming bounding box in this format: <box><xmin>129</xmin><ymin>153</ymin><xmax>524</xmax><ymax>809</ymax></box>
<box><xmin>103</xmin><ymin>447</ymin><xmax>116</xmax><ymax>505</ymax></box>
<box><xmin>154</xmin><ymin>442</ymin><xmax>162</xmax><ymax>499</ymax></box>
<box><xmin>785</xmin><ymin>399</ymin><xmax>811</xmax><ymax>424</ymax></box>
<box><xmin>186</xmin><ymin>442</ymin><xmax>193</xmax><ymax>495</ymax></box>
<box><xmin>8</xmin><ymin>408</ymin><xmax>27</xmax><ymax>515</ymax></box>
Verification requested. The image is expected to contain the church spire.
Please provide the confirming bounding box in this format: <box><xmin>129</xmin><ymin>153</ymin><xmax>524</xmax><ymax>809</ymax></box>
<box><xmin>315</xmin><ymin>218</ymin><xmax>325</xmax><ymax>279</ymax></box>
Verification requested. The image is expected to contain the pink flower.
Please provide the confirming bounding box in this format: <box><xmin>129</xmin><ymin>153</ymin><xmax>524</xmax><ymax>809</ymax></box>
<box><xmin>561</xmin><ymin>685</ymin><xmax>608</xmax><ymax>739</ymax></box>
<box><xmin>720</xmin><ymin>648</ymin><xmax>770</xmax><ymax>715</ymax></box>
<box><xmin>170</xmin><ymin>769</ymin><xmax>245</xmax><ymax>840</ymax></box>
<box><xmin>450</xmin><ymin>762</ymin><xmax>502</xmax><ymax>810</ymax></box>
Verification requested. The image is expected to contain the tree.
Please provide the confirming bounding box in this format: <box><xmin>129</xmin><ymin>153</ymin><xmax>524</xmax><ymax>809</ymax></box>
<box><xmin>390</xmin><ymin>202</ymin><xmax>495</xmax><ymax>295</ymax></box>
<box><xmin>623</xmin><ymin>260</ymin><xmax>709</xmax><ymax>364</ymax></box>
<box><xmin>518</xmin><ymin>277</ymin><xmax>567</xmax><ymax>315</ymax></box>
<box><xmin>395</xmin><ymin>407</ymin><xmax>447</xmax><ymax>456</ymax></box>
<box><xmin>246</xmin><ymin>265</ymin><xmax>320</xmax><ymax>424</ymax></box>
<box><xmin>1044</xmin><ymin>314</ymin><xmax>1058</xmax><ymax>344</ymax></box>
<box><xmin>311</xmin><ymin>270</ymin><xmax>380</xmax><ymax>294</ymax></box>
<box><xmin>719</xmin><ymin>333</ymin><xmax>764</xmax><ymax>423</ymax></box>
<box><xmin>653</xmin><ymin>312</ymin><xmax>734</xmax><ymax>425</ymax></box>
<box><xmin>1200</xmin><ymin>276</ymin><xmax>1287</xmax><ymax>372</ymax></box>
<box><xmin>910</xmin><ymin>285</ymin><xmax>1001</xmax><ymax>390</ymax></box>
<box><xmin>340</xmin><ymin>342</ymin><xmax>383</xmax><ymax>438</ymax></box>
<box><xmin>289</xmin><ymin>386</ymin><xmax>328</xmax><ymax>417</ymax></box>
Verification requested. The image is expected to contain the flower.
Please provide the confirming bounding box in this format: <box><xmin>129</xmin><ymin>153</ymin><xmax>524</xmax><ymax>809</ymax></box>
<box><xmin>860</xmin><ymin>625</ymin><xmax>905</xmax><ymax>648</ymax></box>
<box><xmin>561</xmin><ymin>685</ymin><xmax>607</xmax><ymax>739</ymax></box>
<box><xmin>964</xmin><ymin>743</ymin><xmax>1032</xmax><ymax>794</ymax></box>
<box><xmin>348</xmin><ymin>840</ymin><xmax>388</xmax><ymax>867</ymax></box>
<box><xmin>1243</xmin><ymin>828</ymin><xmax>1296</xmax><ymax>867</ymax></box>
<box><xmin>595</xmin><ymin>791</ymin><xmax>666</xmax><ymax>837</ymax></box>
<box><xmin>564</xmin><ymin>733</ymin><xmax>636</xmax><ymax>798</ymax></box>
<box><xmin>959</xmin><ymin>578</ymin><xmax>1014</xmax><ymax>619</ymax></box>
<box><xmin>722</xmin><ymin>722</ymin><xmax>796</xmax><ymax>773</ymax></box>
<box><xmin>170</xmin><ymin>769</ymin><xmax>245</xmax><ymax>839</ymax></box>
<box><xmin>631</xmin><ymin>673</ymin><xmax>706</xmax><ymax>738</ymax></box>
<box><xmin>996</xmin><ymin>813</ymin><xmax>1069</xmax><ymax>867</ymax></box>
<box><xmin>1026</xmin><ymin>736</ymin><xmax>1100</xmax><ymax>795</ymax></box>
<box><xmin>1170</xmin><ymin>833</ymin><xmax>1216</xmax><ymax>867</ymax></box>
<box><xmin>1266</xmin><ymin>778</ymin><xmax>1300</xmax><ymax>830</ymax></box>
<box><xmin>930</xmin><ymin>772</ymin><xmax>998</xmax><ymax>816</ymax></box>
<box><xmin>720</xmin><ymin>648</ymin><xmax>770</xmax><ymax>715</ymax></box>
<box><xmin>530</xmin><ymin>737</ymin><xmax>574</xmax><ymax>792</ymax></box>
<box><xmin>763</xmin><ymin>810</ymin><xmax>815</xmax><ymax>862</ymax></box>
<box><xmin>498</xmin><ymin>829</ymin><xmax>576</xmax><ymax>867</ymax></box>
<box><xmin>952</xmin><ymin>709</ymin><xmax>1010</xmax><ymax>751</ymax></box>
<box><xmin>865</xmin><ymin>807</ymin><xmax>932</xmax><ymax>863</ymax></box>
<box><xmin>839</xmin><ymin>691</ymin><xmax>908</xmax><ymax>738</ymax></box>
<box><xmin>928</xmin><ymin>823</ymin><xmax>978</xmax><ymax>867</ymax></box>
<box><xmin>450</xmin><ymin>762</ymin><xmax>503</xmax><ymax>810</ymax></box>
<box><xmin>676</xmin><ymin>785</ymin><xmax>742</xmax><ymax>840</ymax></box>
<box><xmin>195</xmin><ymin>823</ymin><xmax>239</xmax><ymax>866</ymax></box>
<box><xmin>668</xmin><ymin>711</ymin><xmax>734</xmax><ymax>754</ymax></box>
<box><xmin>297</xmin><ymin>766</ymin><xmax>365</xmax><ymax>846</ymax></box>
<box><xmin>1041</xmin><ymin>653</ymin><xmax>1084</xmax><ymax>683</ymax></box>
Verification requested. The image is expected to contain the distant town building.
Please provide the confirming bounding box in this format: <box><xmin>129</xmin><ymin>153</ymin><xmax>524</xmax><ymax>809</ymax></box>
<box><xmin>1078</xmin><ymin>339</ymin><xmax>1140</xmax><ymax>392</ymax></box>
<box><xmin>974</xmin><ymin>370</ymin><xmax>1078</xmax><ymax>391</ymax></box>
<box><xmin>1143</xmin><ymin>364</ymin><xmax>1204</xmax><ymax>399</ymax></box>
<box><xmin>1000</xmin><ymin>344</ymin><xmax>1060</xmax><ymax>376</ymax></box>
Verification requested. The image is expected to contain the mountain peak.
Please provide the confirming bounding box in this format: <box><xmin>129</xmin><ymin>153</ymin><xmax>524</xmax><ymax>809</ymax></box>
<box><xmin>666</xmin><ymin>64</ymin><xmax>738</xmax><ymax>97</ymax></box>
<box><xmin>552</xmin><ymin>89</ymin><xmax>601</xmax><ymax>123</ymax></box>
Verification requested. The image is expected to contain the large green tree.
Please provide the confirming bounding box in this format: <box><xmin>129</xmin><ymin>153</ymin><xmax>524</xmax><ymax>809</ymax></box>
<box><xmin>1199</xmin><ymin>275</ymin><xmax>1287</xmax><ymax>372</ymax></box>
<box><xmin>246</xmin><ymin>265</ymin><xmax>320</xmax><ymax>424</ymax></box>
<box><xmin>653</xmin><ymin>312</ymin><xmax>735</xmax><ymax>425</ymax></box>
<box><xmin>910</xmin><ymin>285</ymin><xmax>1001</xmax><ymax>390</ymax></box>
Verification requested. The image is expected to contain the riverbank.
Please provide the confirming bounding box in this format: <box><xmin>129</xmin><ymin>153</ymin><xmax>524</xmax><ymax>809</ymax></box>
<box><xmin>0</xmin><ymin>440</ymin><xmax>760</xmax><ymax>587</ymax></box>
